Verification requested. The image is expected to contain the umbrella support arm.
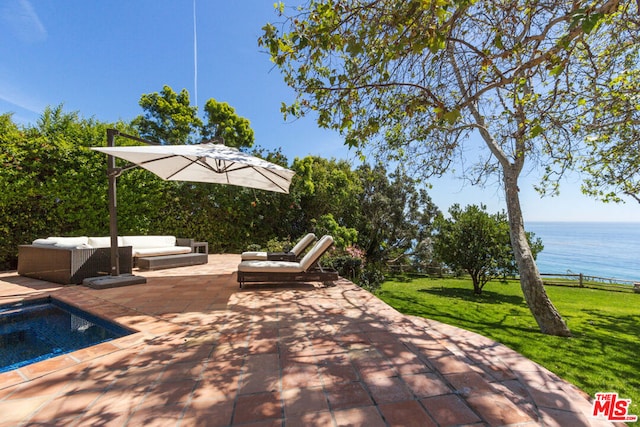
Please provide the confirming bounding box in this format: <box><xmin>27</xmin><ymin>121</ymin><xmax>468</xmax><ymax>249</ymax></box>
<box><xmin>108</xmin><ymin>129</ymin><xmax>160</xmax><ymax>146</ymax></box>
<box><xmin>108</xmin><ymin>164</ymin><xmax>139</xmax><ymax>179</ymax></box>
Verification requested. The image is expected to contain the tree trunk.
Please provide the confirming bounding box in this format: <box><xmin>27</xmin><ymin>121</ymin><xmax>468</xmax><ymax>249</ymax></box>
<box><xmin>469</xmin><ymin>272</ymin><xmax>482</xmax><ymax>295</ymax></box>
<box><xmin>503</xmin><ymin>168</ymin><xmax>572</xmax><ymax>337</ymax></box>
<box><xmin>458</xmin><ymin>57</ymin><xmax>572</xmax><ymax>337</ymax></box>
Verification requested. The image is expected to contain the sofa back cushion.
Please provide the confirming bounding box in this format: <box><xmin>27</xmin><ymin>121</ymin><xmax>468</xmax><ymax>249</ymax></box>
<box><xmin>88</xmin><ymin>236</ymin><xmax>124</xmax><ymax>248</ymax></box>
<box><xmin>122</xmin><ymin>235</ymin><xmax>176</xmax><ymax>249</ymax></box>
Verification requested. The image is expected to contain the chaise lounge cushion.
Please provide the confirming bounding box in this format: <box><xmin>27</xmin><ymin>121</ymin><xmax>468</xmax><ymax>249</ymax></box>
<box><xmin>238</xmin><ymin>235</ymin><xmax>334</xmax><ymax>274</ymax></box>
<box><xmin>241</xmin><ymin>233</ymin><xmax>317</xmax><ymax>261</ymax></box>
<box><xmin>237</xmin><ymin>260</ymin><xmax>306</xmax><ymax>273</ymax></box>
<box><xmin>241</xmin><ymin>251</ymin><xmax>267</xmax><ymax>261</ymax></box>
<box><xmin>237</xmin><ymin>235</ymin><xmax>338</xmax><ymax>287</ymax></box>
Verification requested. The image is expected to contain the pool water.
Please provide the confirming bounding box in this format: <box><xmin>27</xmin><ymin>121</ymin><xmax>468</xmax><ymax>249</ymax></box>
<box><xmin>0</xmin><ymin>297</ymin><xmax>133</xmax><ymax>373</ymax></box>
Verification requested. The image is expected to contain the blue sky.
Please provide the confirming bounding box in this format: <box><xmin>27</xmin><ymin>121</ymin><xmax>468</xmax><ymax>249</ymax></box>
<box><xmin>1</xmin><ymin>0</ymin><xmax>637</xmax><ymax>222</ymax></box>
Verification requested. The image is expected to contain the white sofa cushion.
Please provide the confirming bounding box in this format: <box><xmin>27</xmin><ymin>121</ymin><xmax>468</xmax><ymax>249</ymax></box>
<box><xmin>88</xmin><ymin>236</ymin><xmax>124</xmax><ymax>248</ymax></box>
<box><xmin>133</xmin><ymin>246</ymin><xmax>192</xmax><ymax>257</ymax></box>
<box><xmin>122</xmin><ymin>235</ymin><xmax>176</xmax><ymax>249</ymax></box>
<box><xmin>32</xmin><ymin>236</ymin><xmax>90</xmax><ymax>249</ymax></box>
<box><xmin>32</xmin><ymin>238</ymin><xmax>57</xmax><ymax>246</ymax></box>
<box><xmin>33</xmin><ymin>236</ymin><xmax>90</xmax><ymax>247</ymax></box>
<box><xmin>31</xmin><ymin>235</ymin><xmax>194</xmax><ymax>256</ymax></box>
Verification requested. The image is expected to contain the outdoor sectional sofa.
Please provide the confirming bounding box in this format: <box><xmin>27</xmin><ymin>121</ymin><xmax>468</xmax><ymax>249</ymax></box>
<box><xmin>17</xmin><ymin>235</ymin><xmax>208</xmax><ymax>285</ymax></box>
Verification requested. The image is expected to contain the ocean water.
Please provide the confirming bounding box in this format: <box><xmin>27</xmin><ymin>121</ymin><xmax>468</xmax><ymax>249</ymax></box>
<box><xmin>526</xmin><ymin>222</ymin><xmax>640</xmax><ymax>283</ymax></box>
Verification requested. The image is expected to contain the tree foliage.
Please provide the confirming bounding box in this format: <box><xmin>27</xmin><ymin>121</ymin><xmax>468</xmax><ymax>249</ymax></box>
<box><xmin>433</xmin><ymin>204</ymin><xmax>542</xmax><ymax>295</ymax></box>
<box><xmin>132</xmin><ymin>85</ymin><xmax>255</xmax><ymax>149</ymax></box>
<box><xmin>201</xmin><ymin>98</ymin><xmax>255</xmax><ymax>148</ymax></box>
<box><xmin>575</xmin><ymin>14</ymin><xmax>640</xmax><ymax>203</ymax></box>
<box><xmin>290</xmin><ymin>156</ymin><xmax>362</xmax><ymax>234</ymax></box>
<box><xmin>0</xmin><ymin>106</ymin><xmax>126</xmax><ymax>268</ymax></box>
<box><xmin>355</xmin><ymin>163</ymin><xmax>440</xmax><ymax>268</ymax></box>
<box><xmin>132</xmin><ymin>85</ymin><xmax>202</xmax><ymax>144</ymax></box>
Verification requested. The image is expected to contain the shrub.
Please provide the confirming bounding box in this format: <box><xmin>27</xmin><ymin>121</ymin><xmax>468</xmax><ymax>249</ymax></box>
<box><xmin>359</xmin><ymin>264</ymin><xmax>386</xmax><ymax>293</ymax></box>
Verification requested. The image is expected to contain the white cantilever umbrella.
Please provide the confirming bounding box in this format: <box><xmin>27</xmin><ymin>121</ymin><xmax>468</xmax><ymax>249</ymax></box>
<box><xmin>85</xmin><ymin>129</ymin><xmax>295</xmax><ymax>288</ymax></box>
<box><xmin>91</xmin><ymin>142</ymin><xmax>295</xmax><ymax>194</ymax></box>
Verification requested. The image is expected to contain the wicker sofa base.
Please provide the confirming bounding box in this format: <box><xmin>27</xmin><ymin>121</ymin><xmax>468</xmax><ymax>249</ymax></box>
<box><xmin>237</xmin><ymin>268</ymin><xmax>339</xmax><ymax>288</ymax></box>
<box><xmin>137</xmin><ymin>253</ymin><xmax>208</xmax><ymax>271</ymax></box>
<box><xmin>18</xmin><ymin>245</ymin><xmax>133</xmax><ymax>285</ymax></box>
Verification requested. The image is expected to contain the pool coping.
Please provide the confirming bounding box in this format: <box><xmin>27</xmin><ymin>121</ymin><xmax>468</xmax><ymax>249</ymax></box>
<box><xmin>0</xmin><ymin>291</ymin><xmax>154</xmax><ymax>385</ymax></box>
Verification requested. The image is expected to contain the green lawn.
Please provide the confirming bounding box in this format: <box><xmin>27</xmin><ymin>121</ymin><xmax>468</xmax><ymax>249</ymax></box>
<box><xmin>376</xmin><ymin>277</ymin><xmax>640</xmax><ymax>415</ymax></box>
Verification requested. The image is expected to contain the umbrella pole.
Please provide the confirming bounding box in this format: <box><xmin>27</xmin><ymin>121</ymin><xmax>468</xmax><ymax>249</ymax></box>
<box><xmin>107</xmin><ymin>129</ymin><xmax>120</xmax><ymax>277</ymax></box>
<box><xmin>83</xmin><ymin>129</ymin><xmax>147</xmax><ymax>289</ymax></box>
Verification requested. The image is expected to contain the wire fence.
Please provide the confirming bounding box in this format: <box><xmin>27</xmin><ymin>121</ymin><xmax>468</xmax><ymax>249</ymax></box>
<box><xmin>387</xmin><ymin>263</ymin><xmax>640</xmax><ymax>293</ymax></box>
<box><xmin>540</xmin><ymin>273</ymin><xmax>640</xmax><ymax>293</ymax></box>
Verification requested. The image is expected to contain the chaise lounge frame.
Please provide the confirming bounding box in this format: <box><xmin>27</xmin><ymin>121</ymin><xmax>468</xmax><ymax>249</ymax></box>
<box><xmin>237</xmin><ymin>266</ymin><xmax>339</xmax><ymax>288</ymax></box>
<box><xmin>237</xmin><ymin>235</ymin><xmax>338</xmax><ymax>288</ymax></box>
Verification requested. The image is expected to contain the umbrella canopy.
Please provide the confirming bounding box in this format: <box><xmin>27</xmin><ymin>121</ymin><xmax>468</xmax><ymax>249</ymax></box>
<box><xmin>92</xmin><ymin>143</ymin><xmax>295</xmax><ymax>193</ymax></box>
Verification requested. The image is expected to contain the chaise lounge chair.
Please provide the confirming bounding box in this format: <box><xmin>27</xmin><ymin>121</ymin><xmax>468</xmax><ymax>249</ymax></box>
<box><xmin>237</xmin><ymin>235</ymin><xmax>339</xmax><ymax>288</ymax></box>
<box><xmin>241</xmin><ymin>233</ymin><xmax>317</xmax><ymax>261</ymax></box>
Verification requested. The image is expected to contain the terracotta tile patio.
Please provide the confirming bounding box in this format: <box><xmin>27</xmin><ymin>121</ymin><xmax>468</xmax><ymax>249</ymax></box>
<box><xmin>0</xmin><ymin>254</ymin><xmax>624</xmax><ymax>426</ymax></box>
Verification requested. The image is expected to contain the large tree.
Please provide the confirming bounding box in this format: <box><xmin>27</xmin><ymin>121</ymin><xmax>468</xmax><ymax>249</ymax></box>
<box><xmin>260</xmin><ymin>0</ymin><xmax>639</xmax><ymax>336</ymax></box>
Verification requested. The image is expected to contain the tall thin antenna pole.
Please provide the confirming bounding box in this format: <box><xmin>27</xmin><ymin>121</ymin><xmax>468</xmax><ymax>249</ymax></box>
<box><xmin>193</xmin><ymin>0</ymin><xmax>198</xmax><ymax>108</ymax></box>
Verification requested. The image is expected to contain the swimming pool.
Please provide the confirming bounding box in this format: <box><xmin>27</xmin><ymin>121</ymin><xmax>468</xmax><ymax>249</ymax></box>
<box><xmin>0</xmin><ymin>297</ymin><xmax>133</xmax><ymax>373</ymax></box>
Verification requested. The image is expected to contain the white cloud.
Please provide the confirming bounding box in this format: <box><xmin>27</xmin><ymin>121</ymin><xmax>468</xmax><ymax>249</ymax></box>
<box><xmin>1</xmin><ymin>0</ymin><xmax>47</xmax><ymax>43</ymax></box>
<box><xmin>0</xmin><ymin>81</ymin><xmax>44</xmax><ymax>116</ymax></box>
